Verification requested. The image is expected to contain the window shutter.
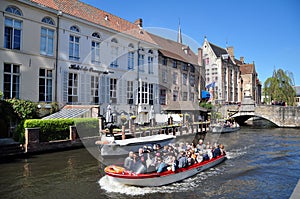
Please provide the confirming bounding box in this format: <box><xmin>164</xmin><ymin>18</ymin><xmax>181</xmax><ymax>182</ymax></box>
<box><xmin>62</xmin><ymin>71</ymin><xmax>68</xmax><ymax>103</ymax></box>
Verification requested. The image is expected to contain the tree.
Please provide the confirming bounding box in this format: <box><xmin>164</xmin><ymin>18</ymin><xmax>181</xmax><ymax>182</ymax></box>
<box><xmin>263</xmin><ymin>69</ymin><xmax>296</xmax><ymax>106</ymax></box>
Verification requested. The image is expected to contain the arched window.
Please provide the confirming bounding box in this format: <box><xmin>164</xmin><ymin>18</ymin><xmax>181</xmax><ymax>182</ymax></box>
<box><xmin>42</xmin><ymin>17</ymin><xmax>55</xmax><ymax>25</ymax></box>
<box><xmin>148</xmin><ymin>49</ymin><xmax>153</xmax><ymax>54</ymax></box>
<box><xmin>5</xmin><ymin>6</ymin><xmax>22</xmax><ymax>16</ymax></box>
<box><xmin>70</xmin><ymin>25</ymin><xmax>80</xmax><ymax>32</ymax></box>
<box><xmin>92</xmin><ymin>32</ymin><xmax>101</xmax><ymax>39</ymax></box>
<box><xmin>111</xmin><ymin>38</ymin><xmax>118</xmax><ymax>43</ymax></box>
<box><xmin>128</xmin><ymin>43</ymin><xmax>134</xmax><ymax>49</ymax></box>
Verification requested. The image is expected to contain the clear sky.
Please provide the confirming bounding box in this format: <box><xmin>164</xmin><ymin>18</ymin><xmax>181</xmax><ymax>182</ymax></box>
<box><xmin>82</xmin><ymin>0</ymin><xmax>300</xmax><ymax>86</ymax></box>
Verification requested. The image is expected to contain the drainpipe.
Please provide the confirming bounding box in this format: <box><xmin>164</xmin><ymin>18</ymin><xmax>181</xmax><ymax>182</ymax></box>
<box><xmin>55</xmin><ymin>11</ymin><xmax>62</xmax><ymax>102</ymax></box>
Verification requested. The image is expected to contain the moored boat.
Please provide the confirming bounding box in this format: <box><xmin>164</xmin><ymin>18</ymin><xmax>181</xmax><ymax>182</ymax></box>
<box><xmin>104</xmin><ymin>154</ymin><xmax>226</xmax><ymax>187</ymax></box>
<box><xmin>210</xmin><ymin>124</ymin><xmax>240</xmax><ymax>133</ymax></box>
<box><xmin>96</xmin><ymin>134</ymin><xmax>176</xmax><ymax>157</ymax></box>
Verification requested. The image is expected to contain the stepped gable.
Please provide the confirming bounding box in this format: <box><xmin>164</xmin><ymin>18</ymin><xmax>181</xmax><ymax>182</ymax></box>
<box><xmin>30</xmin><ymin>0</ymin><xmax>157</xmax><ymax>45</ymax></box>
<box><xmin>148</xmin><ymin>33</ymin><xmax>199</xmax><ymax>66</ymax></box>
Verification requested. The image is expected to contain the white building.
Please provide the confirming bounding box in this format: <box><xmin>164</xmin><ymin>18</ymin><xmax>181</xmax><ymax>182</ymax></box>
<box><xmin>0</xmin><ymin>0</ymin><xmax>160</xmax><ymax>123</ymax></box>
<box><xmin>202</xmin><ymin>37</ymin><xmax>241</xmax><ymax>104</ymax></box>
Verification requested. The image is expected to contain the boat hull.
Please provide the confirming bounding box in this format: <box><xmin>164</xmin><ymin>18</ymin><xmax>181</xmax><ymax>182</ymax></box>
<box><xmin>105</xmin><ymin>155</ymin><xmax>226</xmax><ymax>187</ymax></box>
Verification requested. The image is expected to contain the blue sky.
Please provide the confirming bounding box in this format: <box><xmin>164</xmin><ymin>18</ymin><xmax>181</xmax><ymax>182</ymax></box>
<box><xmin>82</xmin><ymin>0</ymin><xmax>300</xmax><ymax>86</ymax></box>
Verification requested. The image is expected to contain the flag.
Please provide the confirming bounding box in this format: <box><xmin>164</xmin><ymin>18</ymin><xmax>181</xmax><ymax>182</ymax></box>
<box><xmin>205</xmin><ymin>82</ymin><xmax>216</xmax><ymax>89</ymax></box>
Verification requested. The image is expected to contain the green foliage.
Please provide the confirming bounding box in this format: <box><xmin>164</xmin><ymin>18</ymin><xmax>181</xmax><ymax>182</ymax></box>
<box><xmin>24</xmin><ymin>119</ymin><xmax>74</xmax><ymax>142</ymax></box>
<box><xmin>199</xmin><ymin>102</ymin><xmax>213</xmax><ymax>110</ymax></box>
<box><xmin>6</xmin><ymin>98</ymin><xmax>37</xmax><ymax>119</ymax></box>
<box><xmin>74</xmin><ymin>118</ymin><xmax>99</xmax><ymax>137</ymax></box>
<box><xmin>263</xmin><ymin>69</ymin><xmax>296</xmax><ymax>105</ymax></box>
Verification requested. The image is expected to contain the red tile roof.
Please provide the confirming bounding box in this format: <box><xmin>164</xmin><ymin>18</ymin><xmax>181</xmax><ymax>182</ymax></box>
<box><xmin>30</xmin><ymin>0</ymin><xmax>157</xmax><ymax>44</ymax></box>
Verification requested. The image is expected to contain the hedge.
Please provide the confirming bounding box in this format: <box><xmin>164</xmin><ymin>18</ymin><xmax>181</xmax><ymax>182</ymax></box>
<box><xmin>21</xmin><ymin>118</ymin><xmax>99</xmax><ymax>143</ymax></box>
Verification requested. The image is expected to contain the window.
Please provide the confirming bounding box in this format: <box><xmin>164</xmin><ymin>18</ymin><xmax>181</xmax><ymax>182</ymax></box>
<box><xmin>3</xmin><ymin>63</ymin><xmax>20</xmax><ymax>99</ymax></box>
<box><xmin>190</xmin><ymin>75</ymin><xmax>195</xmax><ymax>87</ymax></box>
<box><xmin>92</xmin><ymin>32</ymin><xmax>101</xmax><ymax>39</ymax></box>
<box><xmin>127</xmin><ymin>81</ymin><xmax>133</xmax><ymax>104</ymax></box>
<box><xmin>205</xmin><ymin>58</ymin><xmax>209</xmax><ymax>65</ymax></box>
<box><xmin>91</xmin><ymin>76</ymin><xmax>99</xmax><ymax>104</ymax></box>
<box><xmin>39</xmin><ymin>68</ymin><xmax>52</xmax><ymax>102</ymax></box>
<box><xmin>160</xmin><ymin>89</ymin><xmax>166</xmax><ymax>105</ymax></box>
<box><xmin>4</xmin><ymin>17</ymin><xmax>22</xmax><ymax>50</ymax></box>
<box><xmin>141</xmin><ymin>82</ymin><xmax>148</xmax><ymax>104</ymax></box>
<box><xmin>110</xmin><ymin>78</ymin><xmax>117</xmax><ymax>103</ymax></box>
<box><xmin>182</xmin><ymin>62</ymin><xmax>188</xmax><ymax>71</ymax></box>
<box><xmin>110</xmin><ymin>38</ymin><xmax>118</xmax><ymax>67</ymax></box>
<box><xmin>162</xmin><ymin>70</ymin><xmax>168</xmax><ymax>83</ymax></box>
<box><xmin>138</xmin><ymin>54</ymin><xmax>144</xmax><ymax>72</ymax></box>
<box><xmin>190</xmin><ymin>65</ymin><xmax>195</xmax><ymax>73</ymax></box>
<box><xmin>173</xmin><ymin>90</ymin><xmax>178</xmax><ymax>101</ymax></box>
<box><xmin>69</xmin><ymin>35</ymin><xmax>80</xmax><ymax>61</ymax></box>
<box><xmin>5</xmin><ymin>6</ymin><xmax>22</xmax><ymax>16</ymax></box>
<box><xmin>190</xmin><ymin>93</ymin><xmax>194</xmax><ymax>102</ymax></box>
<box><xmin>173</xmin><ymin>72</ymin><xmax>178</xmax><ymax>85</ymax></box>
<box><xmin>182</xmin><ymin>92</ymin><xmax>188</xmax><ymax>101</ymax></box>
<box><xmin>149</xmin><ymin>84</ymin><xmax>154</xmax><ymax>105</ymax></box>
<box><xmin>68</xmin><ymin>73</ymin><xmax>78</xmax><ymax>103</ymax></box>
<box><xmin>162</xmin><ymin>57</ymin><xmax>167</xmax><ymax>65</ymax></box>
<box><xmin>172</xmin><ymin>60</ymin><xmax>177</xmax><ymax>68</ymax></box>
<box><xmin>148</xmin><ymin>56</ymin><xmax>153</xmax><ymax>74</ymax></box>
<box><xmin>182</xmin><ymin>73</ymin><xmax>187</xmax><ymax>85</ymax></box>
<box><xmin>91</xmin><ymin>41</ymin><xmax>100</xmax><ymax>64</ymax></box>
<box><xmin>128</xmin><ymin>51</ymin><xmax>134</xmax><ymax>70</ymax></box>
<box><xmin>70</xmin><ymin>25</ymin><xmax>79</xmax><ymax>32</ymax></box>
<box><xmin>42</xmin><ymin>17</ymin><xmax>55</xmax><ymax>25</ymax></box>
<box><xmin>40</xmin><ymin>27</ymin><xmax>54</xmax><ymax>56</ymax></box>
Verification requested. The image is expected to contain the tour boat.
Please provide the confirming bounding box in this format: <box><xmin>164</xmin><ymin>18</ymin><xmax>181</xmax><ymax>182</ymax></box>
<box><xmin>96</xmin><ymin>134</ymin><xmax>176</xmax><ymax>157</ymax></box>
<box><xmin>210</xmin><ymin>124</ymin><xmax>240</xmax><ymax>133</ymax></box>
<box><xmin>104</xmin><ymin>154</ymin><xmax>226</xmax><ymax>187</ymax></box>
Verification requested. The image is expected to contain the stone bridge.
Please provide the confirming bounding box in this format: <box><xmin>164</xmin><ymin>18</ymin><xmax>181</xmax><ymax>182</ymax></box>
<box><xmin>224</xmin><ymin>97</ymin><xmax>300</xmax><ymax>128</ymax></box>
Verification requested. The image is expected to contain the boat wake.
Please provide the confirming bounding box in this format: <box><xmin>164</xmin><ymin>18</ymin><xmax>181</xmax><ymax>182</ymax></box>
<box><xmin>98</xmin><ymin>167</ymin><xmax>225</xmax><ymax>195</ymax></box>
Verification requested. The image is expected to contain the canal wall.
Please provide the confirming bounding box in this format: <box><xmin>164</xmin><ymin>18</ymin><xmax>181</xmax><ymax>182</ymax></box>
<box><xmin>24</xmin><ymin>126</ymin><xmax>100</xmax><ymax>154</ymax></box>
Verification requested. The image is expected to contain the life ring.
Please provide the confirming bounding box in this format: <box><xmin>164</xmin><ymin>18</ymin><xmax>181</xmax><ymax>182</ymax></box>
<box><xmin>104</xmin><ymin>165</ymin><xmax>125</xmax><ymax>174</ymax></box>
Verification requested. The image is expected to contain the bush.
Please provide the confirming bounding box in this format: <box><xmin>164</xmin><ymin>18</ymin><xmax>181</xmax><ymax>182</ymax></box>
<box><xmin>73</xmin><ymin>118</ymin><xmax>99</xmax><ymax>137</ymax></box>
<box><xmin>24</xmin><ymin>119</ymin><xmax>74</xmax><ymax>142</ymax></box>
<box><xmin>16</xmin><ymin>118</ymin><xmax>99</xmax><ymax>143</ymax></box>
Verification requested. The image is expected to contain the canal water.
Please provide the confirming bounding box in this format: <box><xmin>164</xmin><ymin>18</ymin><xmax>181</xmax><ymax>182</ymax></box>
<box><xmin>1</xmin><ymin>127</ymin><xmax>300</xmax><ymax>199</ymax></box>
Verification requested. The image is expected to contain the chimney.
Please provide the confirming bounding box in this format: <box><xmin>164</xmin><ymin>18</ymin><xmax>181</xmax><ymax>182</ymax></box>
<box><xmin>198</xmin><ymin>48</ymin><xmax>203</xmax><ymax>66</ymax></box>
<box><xmin>227</xmin><ymin>46</ymin><xmax>234</xmax><ymax>59</ymax></box>
<box><xmin>134</xmin><ymin>18</ymin><xmax>143</xmax><ymax>28</ymax></box>
<box><xmin>240</xmin><ymin>56</ymin><xmax>244</xmax><ymax>64</ymax></box>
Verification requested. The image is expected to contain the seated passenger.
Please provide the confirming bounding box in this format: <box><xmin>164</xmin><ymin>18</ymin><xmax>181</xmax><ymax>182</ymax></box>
<box><xmin>178</xmin><ymin>151</ymin><xmax>188</xmax><ymax>168</ymax></box>
<box><xmin>124</xmin><ymin>151</ymin><xmax>134</xmax><ymax>171</ymax></box>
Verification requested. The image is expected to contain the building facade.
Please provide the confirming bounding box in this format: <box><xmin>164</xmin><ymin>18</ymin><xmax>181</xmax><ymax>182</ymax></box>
<box><xmin>148</xmin><ymin>33</ymin><xmax>203</xmax><ymax>119</ymax></box>
<box><xmin>235</xmin><ymin>57</ymin><xmax>261</xmax><ymax>104</ymax></box>
<box><xmin>202</xmin><ymin>38</ymin><xmax>241</xmax><ymax>104</ymax></box>
<box><xmin>0</xmin><ymin>0</ymin><xmax>161</xmax><ymax>123</ymax></box>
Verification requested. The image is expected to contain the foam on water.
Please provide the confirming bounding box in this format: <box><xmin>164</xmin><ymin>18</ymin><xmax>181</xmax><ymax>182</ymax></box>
<box><xmin>98</xmin><ymin>166</ymin><xmax>226</xmax><ymax>195</ymax></box>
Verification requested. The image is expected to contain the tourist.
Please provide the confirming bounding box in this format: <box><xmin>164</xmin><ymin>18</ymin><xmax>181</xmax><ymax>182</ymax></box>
<box><xmin>177</xmin><ymin>151</ymin><xmax>188</xmax><ymax>168</ymax></box>
<box><xmin>196</xmin><ymin>139</ymin><xmax>206</xmax><ymax>152</ymax></box>
<box><xmin>124</xmin><ymin>151</ymin><xmax>134</xmax><ymax>171</ymax></box>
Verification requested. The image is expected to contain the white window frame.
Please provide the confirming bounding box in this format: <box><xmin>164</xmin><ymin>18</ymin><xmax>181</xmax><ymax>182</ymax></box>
<box><xmin>40</xmin><ymin>27</ymin><xmax>54</xmax><ymax>56</ymax></box>
<box><xmin>39</xmin><ymin>68</ymin><xmax>53</xmax><ymax>102</ymax></box>
<box><xmin>68</xmin><ymin>73</ymin><xmax>78</xmax><ymax>103</ymax></box>
<box><xmin>3</xmin><ymin>63</ymin><xmax>20</xmax><ymax>99</ymax></box>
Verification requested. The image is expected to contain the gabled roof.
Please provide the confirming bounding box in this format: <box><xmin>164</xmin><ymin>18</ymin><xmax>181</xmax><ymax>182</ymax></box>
<box><xmin>240</xmin><ymin>64</ymin><xmax>254</xmax><ymax>75</ymax></box>
<box><xmin>29</xmin><ymin>0</ymin><xmax>157</xmax><ymax>45</ymax></box>
<box><xmin>148</xmin><ymin>33</ymin><xmax>199</xmax><ymax>65</ymax></box>
<box><xmin>209</xmin><ymin>42</ymin><xmax>228</xmax><ymax>57</ymax></box>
